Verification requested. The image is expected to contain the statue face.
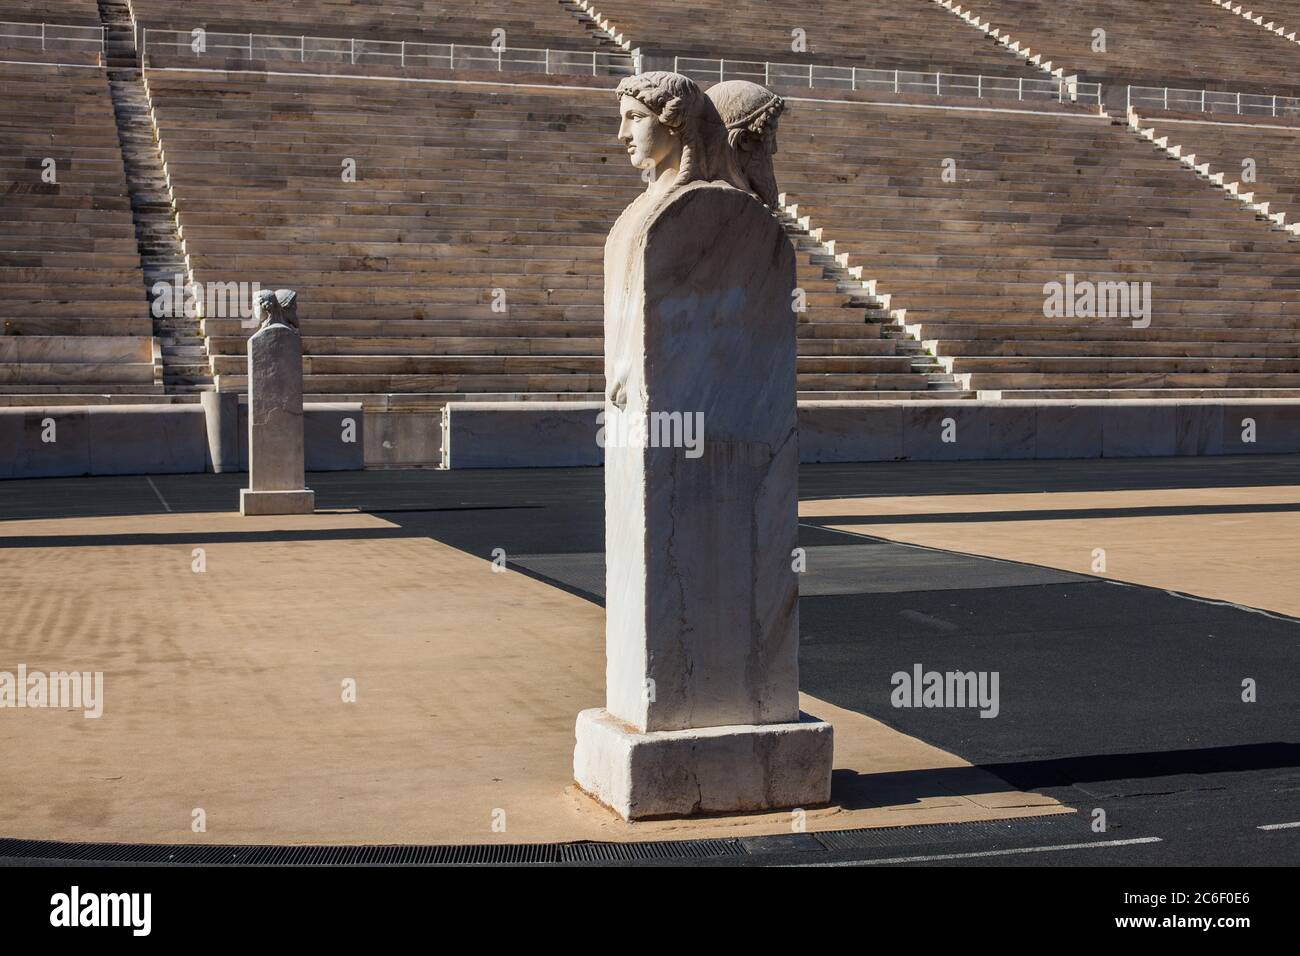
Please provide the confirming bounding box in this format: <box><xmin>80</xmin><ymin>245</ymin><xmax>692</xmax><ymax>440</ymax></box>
<box><xmin>617</xmin><ymin>94</ymin><xmax>678</xmax><ymax>173</ymax></box>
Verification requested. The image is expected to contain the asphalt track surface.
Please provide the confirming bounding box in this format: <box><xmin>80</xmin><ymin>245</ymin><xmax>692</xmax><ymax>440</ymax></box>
<box><xmin>1</xmin><ymin>455</ymin><xmax>1297</xmax><ymax>867</ymax></box>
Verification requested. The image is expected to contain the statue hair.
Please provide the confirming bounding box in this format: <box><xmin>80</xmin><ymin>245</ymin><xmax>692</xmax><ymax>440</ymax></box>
<box><xmin>254</xmin><ymin>288</ymin><xmax>299</xmax><ymax>329</ymax></box>
<box><xmin>724</xmin><ymin>94</ymin><xmax>785</xmax><ymax>150</ymax></box>
<box><xmin>614</xmin><ymin>72</ymin><xmax>745</xmax><ymax>190</ymax></box>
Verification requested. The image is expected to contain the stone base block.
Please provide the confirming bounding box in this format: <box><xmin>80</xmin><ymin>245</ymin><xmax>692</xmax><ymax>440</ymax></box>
<box><xmin>240</xmin><ymin>488</ymin><xmax>315</xmax><ymax>516</ymax></box>
<box><xmin>573</xmin><ymin>708</ymin><xmax>833</xmax><ymax>820</ymax></box>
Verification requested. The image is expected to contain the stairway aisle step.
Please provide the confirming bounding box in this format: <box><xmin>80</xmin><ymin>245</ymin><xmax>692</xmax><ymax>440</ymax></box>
<box><xmin>779</xmin><ymin>209</ymin><xmax>951</xmax><ymax>391</ymax></box>
<box><xmin>98</xmin><ymin>0</ymin><xmax>211</xmax><ymax>393</ymax></box>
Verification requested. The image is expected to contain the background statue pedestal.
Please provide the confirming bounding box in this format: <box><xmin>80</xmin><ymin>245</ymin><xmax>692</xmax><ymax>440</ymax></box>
<box><xmin>574</xmin><ymin>182</ymin><xmax>833</xmax><ymax>820</ymax></box>
<box><xmin>240</xmin><ymin>319</ymin><xmax>314</xmax><ymax>516</ymax></box>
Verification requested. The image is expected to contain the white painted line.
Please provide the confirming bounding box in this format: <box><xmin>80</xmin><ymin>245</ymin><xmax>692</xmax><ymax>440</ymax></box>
<box><xmin>785</xmin><ymin>93</ymin><xmax>1096</xmax><ymax>120</ymax></box>
<box><xmin>1258</xmin><ymin>821</ymin><xmax>1300</xmax><ymax>830</ymax></box>
<box><xmin>0</xmin><ymin>58</ymin><xmax>104</xmax><ymax>69</ymax></box>
<box><xmin>1103</xmin><ymin>579</ymin><xmax>1300</xmax><ymax>623</ymax></box>
<box><xmin>145</xmin><ymin>476</ymin><xmax>172</xmax><ymax>513</ymax></box>
<box><xmin>1151</xmin><ymin>115</ymin><xmax>1300</xmax><ymax>133</ymax></box>
<box><xmin>799</xmin><ymin>836</ymin><xmax>1162</xmax><ymax>866</ymax></box>
<box><xmin>148</xmin><ymin>65</ymin><xmax>613</xmax><ymax>96</ymax></box>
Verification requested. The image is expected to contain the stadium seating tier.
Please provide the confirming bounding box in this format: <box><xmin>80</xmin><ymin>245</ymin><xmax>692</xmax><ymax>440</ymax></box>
<box><xmin>957</xmin><ymin>0</ymin><xmax>1300</xmax><ymax>95</ymax></box>
<box><xmin>0</xmin><ymin>62</ymin><xmax>154</xmax><ymax>393</ymax></box>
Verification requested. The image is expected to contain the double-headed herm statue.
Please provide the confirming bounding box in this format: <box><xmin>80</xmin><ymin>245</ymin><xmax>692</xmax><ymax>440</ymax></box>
<box><xmin>253</xmin><ymin>287</ymin><xmax>299</xmax><ymax>331</ymax></box>
<box><xmin>240</xmin><ymin>288</ymin><xmax>314</xmax><ymax>516</ymax></box>
<box><xmin>574</xmin><ymin>73</ymin><xmax>832</xmax><ymax>820</ymax></box>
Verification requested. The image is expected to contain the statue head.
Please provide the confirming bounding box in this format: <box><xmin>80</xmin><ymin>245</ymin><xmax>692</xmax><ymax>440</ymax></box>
<box><xmin>707</xmin><ymin>80</ymin><xmax>785</xmax><ymax>208</ymax></box>
<box><xmin>615</xmin><ymin>71</ymin><xmax>743</xmax><ymax>194</ymax></box>
<box><xmin>253</xmin><ymin>288</ymin><xmax>299</xmax><ymax>331</ymax></box>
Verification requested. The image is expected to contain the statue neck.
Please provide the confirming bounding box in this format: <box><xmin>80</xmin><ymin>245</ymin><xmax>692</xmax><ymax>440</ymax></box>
<box><xmin>647</xmin><ymin>161</ymin><xmax>681</xmax><ymax>199</ymax></box>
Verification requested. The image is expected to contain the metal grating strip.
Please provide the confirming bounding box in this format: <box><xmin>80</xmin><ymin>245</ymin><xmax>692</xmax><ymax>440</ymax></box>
<box><xmin>0</xmin><ymin>835</ymin><xmax>736</xmax><ymax>865</ymax></box>
<box><xmin>0</xmin><ymin>818</ymin><xmax>1074</xmax><ymax>864</ymax></box>
<box><xmin>560</xmin><ymin>838</ymin><xmax>745</xmax><ymax>862</ymax></box>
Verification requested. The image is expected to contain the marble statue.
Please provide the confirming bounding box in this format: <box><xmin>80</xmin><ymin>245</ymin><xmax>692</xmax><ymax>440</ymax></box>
<box><xmin>254</xmin><ymin>288</ymin><xmax>300</xmax><ymax>331</ymax></box>
<box><xmin>240</xmin><ymin>287</ymin><xmax>314</xmax><ymax>516</ymax></box>
<box><xmin>573</xmin><ymin>72</ymin><xmax>833</xmax><ymax>820</ymax></box>
<box><xmin>706</xmin><ymin>80</ymin><xmax>786</xmax><ymax>207</ymax></box>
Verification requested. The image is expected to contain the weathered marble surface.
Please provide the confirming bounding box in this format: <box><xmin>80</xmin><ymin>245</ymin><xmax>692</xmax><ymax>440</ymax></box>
<box><xmin>202</xmin><ymin>391</ymin><xmax>239</xmax><ymax>474</ymax></box>
<box><xmin>435</xmin><ymin>398</ymin><xmax>1300</xmax><ymax>467</ymax></box>
<box><xmin>706</xmin><ymin>80</ymin><xmax>785</xmax><ymax>207</ymax></box>
<box><xmin>604</xmin><ymin>182</ymin><xmax>803</xmax><ymax>733</ymax></box>
<box><xmin>235</xmin><ymin>401</ymin><xmax>364</xmax><ymax>473</ymax></box>
<box><xmin>366</xmin><ymin>410</ymin><xmax>442</xmax><ymax>468</ymax></box>
<box><xmin>574</xmin><ymin>708</ymin><xmax>832</xmax><ymax>818</ymax></box>
<box><xmin>441</xmin><ymin>401</ymin><xmax>603</xmax><ymax>469</ymax></box>
<box><xmin>574</xmin><ymin>72</ymin><xmax>832</xmax><ymax>820</ymax></box>
<box><xmin>0</xmin><ymin>336</ymin><xmax>150</xmax><ymax>364</ymax></box>
<box><xmin>246</xmin><ymin>323</ymin><xmax>306</xmax><ymax>492</ymax></box>
<box><xmin>0</xmin><ymin>406</ymin><xmax>207</xmax><ymax>478</ymax></box>
<box><xmin>241</xmin><ymin>290</ymin><xmax>313</xmax><ymax>515</ymax></box>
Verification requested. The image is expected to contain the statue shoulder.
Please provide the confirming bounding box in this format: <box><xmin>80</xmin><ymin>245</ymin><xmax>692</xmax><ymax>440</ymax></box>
<box><xmin>607</xmin><ymin>182</ymin><xmax>792</xmax><ymax>288</ymax></box>
<box><xmin>634</xmin><ymin>181</ymin><xmax>795</xmax><ymax>295</ymax></box>
<box><xmin>644</xmin><ymin>181</ymin><xmax>787</xmax><ymax>250</ymax></box>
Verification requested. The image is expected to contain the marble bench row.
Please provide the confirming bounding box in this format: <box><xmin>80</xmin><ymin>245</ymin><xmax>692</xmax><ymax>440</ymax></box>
<box><xmin>955</xmin><ymin>0</ymin><xmax>1300</xmax><ymax>93</ymax></box>
<box><xmin>574</xmin><ymin>0</ymin><xmax>1039</xmax><ymax>76</ymax></box>
<box><xmin>130</xmin><ymin>0</ymin><xmax>614</xmax><ymax>50</ymax></box>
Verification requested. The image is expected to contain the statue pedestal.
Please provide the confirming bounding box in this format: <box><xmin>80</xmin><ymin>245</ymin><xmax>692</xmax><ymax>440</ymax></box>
<box><xmin>575</xmin><ymin>708</ymin><xmax>832</xmax><ymax>819</ymax></box>
<box><xmin>575</xmin><ymin>182</ymin><xmax>833</xmax><ymax>820</ymax></box>
<box><xmin>240</xmin><ymin>488</ymin><xmax>315</xmax><ymax>516</ymax></box>
<box><xmin>241</xmin><ymin>321</ymin><xmax>314</xmax><ymax>516</ymax></box>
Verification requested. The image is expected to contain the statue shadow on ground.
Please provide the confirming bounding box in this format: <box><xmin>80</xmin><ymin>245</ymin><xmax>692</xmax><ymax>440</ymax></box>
<box><xmin>830</xmin><ymin>741</ymin><xmax>1300</xmax><ymax>811</ymax></box>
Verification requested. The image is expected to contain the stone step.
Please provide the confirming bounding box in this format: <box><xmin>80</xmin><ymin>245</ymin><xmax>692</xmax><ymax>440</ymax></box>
<box><xmin>163</xmin><ymin>377</ymin><xmax>216</xmax><ymax>388</ymax></box>
<box><xmin>780</xmin><ymin>197</ymin><xmax>940</xmax><ymax>385</ymax></box>
<box><xmin>100</xmin><ymin>44</ymin><xmax>210</xmax><ymax>396</ymax></box>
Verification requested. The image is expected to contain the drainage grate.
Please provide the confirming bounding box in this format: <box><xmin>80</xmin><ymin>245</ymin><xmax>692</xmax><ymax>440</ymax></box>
<box><xmin>560</xmin><ymin>838</ymin><xmax>745</xmax><ymax>862</ymax></box>
<box><xmin>0</xmin><ymin>839</ymin><xmax>566</xmax><ymax>866</ymax></box>
<box><xmin>0</xmin><ymin>836</ymin><xmax>748</xmax><ymax>866</ymax></box>
<box><xmin>0</xmin><ymin>817</ymin><xmax>1079</xmax><ymax>865</ymax></box>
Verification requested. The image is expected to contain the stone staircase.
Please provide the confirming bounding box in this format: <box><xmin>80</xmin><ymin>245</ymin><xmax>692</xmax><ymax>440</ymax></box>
<box><xmin>778</xmin><ymin>205</ymin><xmax>965</xmax><ymax>396</ymax></box>
<box><xmin>559</xmin><ymin>0</ymin><xmax>636</xmax><ymax>64</ymax></box>
<box><xmin>97</xmin><ymin>0</ymin><xmax>213</xmax><ymax>393</ymax></box>
<box><xmin>98</xmin><ymin>0</ymin><xmax>139</xmax><ymax>69</ymax></box>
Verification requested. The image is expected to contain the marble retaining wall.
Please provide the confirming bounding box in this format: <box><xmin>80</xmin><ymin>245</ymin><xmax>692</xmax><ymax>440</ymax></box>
<box><xmin>0</xmin><ymin>402</ymin><xmax>364</xmax><ymax>478</ymax></box>
<box><xmin>442</xmin><ymin>399</ymin><xmax>1300</xmax><ymax>468</ymax></box>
